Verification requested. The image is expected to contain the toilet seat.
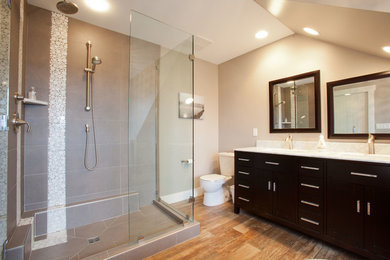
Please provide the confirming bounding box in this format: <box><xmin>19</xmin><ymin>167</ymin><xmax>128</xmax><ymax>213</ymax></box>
<box><xmin>200</xmin><ymin>174</ymin><xmax>226</xmax><ymax>183</ymax></box>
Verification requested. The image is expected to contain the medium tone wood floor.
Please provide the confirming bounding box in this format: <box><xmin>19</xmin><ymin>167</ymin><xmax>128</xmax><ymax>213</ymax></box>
<box><xmin>147</xmin><ymin>198</ymin><xmax>362</xmax><ymax>260</ymax></box>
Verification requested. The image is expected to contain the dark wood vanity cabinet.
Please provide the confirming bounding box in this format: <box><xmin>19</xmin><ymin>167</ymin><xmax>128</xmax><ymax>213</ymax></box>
<box><xmin>234</xmin><ymin>151</ymin><xmax>390</xmax><ymax>259</ymax></box>
<box><xmin>234</xmin><ymin>152</ymin><xmax>297</xmax><ymax>223</ymax></box>
<box><xmin>326</xmin><ymin>160</ymin><xmax>390</xmax><ymax>259</ymax></box>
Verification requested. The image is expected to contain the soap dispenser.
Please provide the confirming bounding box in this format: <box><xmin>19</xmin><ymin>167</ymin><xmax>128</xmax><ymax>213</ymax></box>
<box><xmin>317</xmin><ymin>134</ymin><xmax>327</xmax><ymax>150</ymax></box>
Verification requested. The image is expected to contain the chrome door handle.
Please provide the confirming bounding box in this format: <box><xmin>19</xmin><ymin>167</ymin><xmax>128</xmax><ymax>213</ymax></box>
<box><xmin>350</xmin><ymin>172</ymin><xmax>377</xmax><ymax>178</ymax></box>
<box><xmin>300</xmin><ymin>183</ymin><xmax>320</xmax><ymax>189</ymax></box>
<box><xmin>367</xmin><ymin>202</ymin><xmax>371</xmax><ymax>216</ymax></box>
<box><xmin>357</xmin><ymin>200</ymin><xmax>360</xmax><ymax>213</ymax></box>
<box><xmin>265</xmin><ymin>161</ymin><xmax>279</xmax><ymax>166</ymax></box>
<box><xmin>268</xmin><ymin>181</ymin><xmax>271</xmax><ymax>191</ymax></box>
<box><xmin>181</xmin><ymin>159</ymin><xmax>193</xmax><ymax>164</ymax></box>
<box><xmin>300</xmin><ymin>166</ymin><xmax>320</xmax><ymax>171</ymax></box>
<box><xmin>238</xmin><ymin>171</ymin><xmax>250</xmax><ymax>175</ymax></box>
<box><xmin>273</xmin><ymin>182</ymin><xmax>276</xmax><ymax>192</ymax></box>
<box><xmin>238</xmin><ymin>184</ymin><xmax>250</xmax><ymax>189</ymax></box>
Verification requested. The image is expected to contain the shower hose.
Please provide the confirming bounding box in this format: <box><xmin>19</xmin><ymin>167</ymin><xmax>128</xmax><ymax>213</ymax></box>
<box><xmin>84</xmin><ymin>77</ymin><xmax>98</xmax><ymax>171</ymax></box>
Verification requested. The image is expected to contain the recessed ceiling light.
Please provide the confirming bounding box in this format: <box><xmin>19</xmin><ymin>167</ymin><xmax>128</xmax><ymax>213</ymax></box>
<box><xmin>383</xmin><ymin>46</ymin><xmax>390</xmax><ymax>53</ymax></box>
<box><xmin>255</xmin><ymin>30</ymin><xmax>268</xmax><ymax>39</ymax></box>
<box><xmin>303</xmin><ymin>27</ymin><xmax>319</xmax><ymax>36</ymax></box>
<box><xmin>85</xmin><ymin>0</ymin><xmax>110</xmax><ymax>12</ymax></box>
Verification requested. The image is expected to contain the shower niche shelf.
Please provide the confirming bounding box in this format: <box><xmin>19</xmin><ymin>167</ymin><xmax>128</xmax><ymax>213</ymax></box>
<box><xmin>23</xmin><ymin>98</ymin><xmax>48</xmax><ymax>106</ymax></box>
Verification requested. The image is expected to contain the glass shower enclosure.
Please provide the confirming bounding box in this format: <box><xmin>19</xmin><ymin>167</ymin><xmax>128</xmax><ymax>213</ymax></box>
<box><xmin>12</xmin><ymin>4</ymin><xmax>194</xmax><ymax>259</ymax></box>
<box><xmin>127</xmin><ymin>10</ymin><xmax>195</xmax><ymax>245</ymax></box>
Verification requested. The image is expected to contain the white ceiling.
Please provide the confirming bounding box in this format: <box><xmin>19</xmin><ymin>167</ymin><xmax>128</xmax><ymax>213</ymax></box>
<box><xmin>28</xmin><ymin>0</ymin><xmax>390</xmax><ymax>64</ymax></box>
<box><xmin>28</xmin><ymin>0</ymin><xmax>293</xmax><ymax>64</ymax></box>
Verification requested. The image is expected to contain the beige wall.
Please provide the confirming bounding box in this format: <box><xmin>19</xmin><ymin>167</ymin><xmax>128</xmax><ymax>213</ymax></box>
<box><xmin>194</xmin><ymin>59</ymin><xmax>219</xmax><ymax>189</ymax></box>
<box><xmin>219</xmin><ymin>34</ymin><xmax>390</xmax><ymax>152</ymax></box>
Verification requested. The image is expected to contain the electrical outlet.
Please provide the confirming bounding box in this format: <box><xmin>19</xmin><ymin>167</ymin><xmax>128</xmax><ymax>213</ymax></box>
<box><xmin>253</xmin><ymin>128</ymin><xmax>258</xmax><ymax>137</ymax></box>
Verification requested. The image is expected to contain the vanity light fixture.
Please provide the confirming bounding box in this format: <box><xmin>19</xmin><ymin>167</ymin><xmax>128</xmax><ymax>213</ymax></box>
<box><xmin>383</xmin><ymin>46</ymin><xmax>390</xmax><ymax>53</ymax></box>
<box><xmin>84</xmin><ymin>0</ymin><xmax>110</xmax><ymax>12</ymax></box>
<box><xmin>255</xmin><ymin>30</ymin><xmax>268</xmax><ymax>39</ymax></box>
<box><xmin>303</xmin><ymin>27</ymin><xmax>319</xmax><ymax>36</ymax></box>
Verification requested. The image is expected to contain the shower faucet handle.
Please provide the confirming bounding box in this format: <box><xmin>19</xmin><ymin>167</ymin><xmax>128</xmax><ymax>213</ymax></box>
<box><xmin>11</xmin><ymin>113</ymin><xmax>31</xmax><ymax>132</ymax></box>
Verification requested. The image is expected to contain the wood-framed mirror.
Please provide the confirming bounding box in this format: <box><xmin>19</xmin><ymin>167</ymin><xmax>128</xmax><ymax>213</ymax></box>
<box><xmin>327</xmin><ymin>70</ymin><xmax>390</xmax><ymax>139</ymax></box>
<box><xmin>269</xmin><ymin>70</ymin><xmax>321</xmax><ymax>133</ymax></box>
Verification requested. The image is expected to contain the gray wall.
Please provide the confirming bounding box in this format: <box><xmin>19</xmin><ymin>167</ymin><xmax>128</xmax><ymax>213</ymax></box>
<box><xmin>23</xmin><ymin>5</ymin><xmax>130</xmax><ymax>212</ymax></box>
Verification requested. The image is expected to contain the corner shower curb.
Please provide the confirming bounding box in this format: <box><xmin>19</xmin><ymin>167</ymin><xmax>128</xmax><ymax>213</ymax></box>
<box><xmin>106</xmin><ymin>221</ymin><xmax>200</xmax><ymax>260</ymax></box>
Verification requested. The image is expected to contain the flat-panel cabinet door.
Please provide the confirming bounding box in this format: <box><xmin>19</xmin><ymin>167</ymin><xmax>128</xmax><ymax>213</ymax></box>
<box><xmin>326</xmin><ymin>178</ymin><xmax>364</xmax><ymax>248</ymax></box>
<box><xmin>366</xmin><ymin>187</ymin><xmax>390</xmax><ymax>258</ymax></box>
<box><xmin>255</xmin><ymin>168</ymin><xmax>273</xmax><ymax>216</ymax></box>
<box><xmin>273</xmin><ymin>169</ymin><xmax>297</xmax><ymax>223</ymax></box>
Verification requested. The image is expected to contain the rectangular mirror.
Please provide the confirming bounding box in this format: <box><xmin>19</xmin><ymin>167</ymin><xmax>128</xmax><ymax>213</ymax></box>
<box><xmin>328</xmin><ymin>70</ymin><xmax>390</xmax><ymax>139</ymax></box>
<box><xmin>269</xmin><ymin>70</ymin><xmax>321</xmax><ymax>133</ymax></box>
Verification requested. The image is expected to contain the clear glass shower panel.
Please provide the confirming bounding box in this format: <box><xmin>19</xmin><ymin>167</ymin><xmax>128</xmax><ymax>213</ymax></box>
<box><xmin>0</xmin><ymin>0</ymin><xmax>10</xmax><ymax>248</ymax></box>
<box><xmin>129</xmin><ymin>10</ymin><xmax>194</xmax><ymax>245</ymax></box>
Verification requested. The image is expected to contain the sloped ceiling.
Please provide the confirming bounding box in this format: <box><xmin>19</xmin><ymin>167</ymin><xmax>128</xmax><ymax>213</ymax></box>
<box><xmin>28</xmin><ymin>0</ymin><xmax>293</xmax><ymax>64</ymax></box>
<box><xmin>255</xmin><ymin>0</ymin><xmax>390</xmax><ymax>60</ymax></box>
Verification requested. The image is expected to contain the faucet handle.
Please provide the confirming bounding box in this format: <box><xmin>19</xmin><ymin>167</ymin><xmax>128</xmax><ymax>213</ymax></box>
<box><xmin>11</xmin><ymin>113</ymin><xmax>31</xmax><ymax>132</ymax></box>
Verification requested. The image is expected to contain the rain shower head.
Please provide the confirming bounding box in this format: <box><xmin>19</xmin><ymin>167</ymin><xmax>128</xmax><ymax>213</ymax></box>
<box><xmin>56</xmin><ymin>0</ymin><xmax>79</xmax><ymax>15</ymax></box>
<box><xmin>91</xmin><ymin>56</ymin><xmax>102</xmax><ymax>71</ymax></box>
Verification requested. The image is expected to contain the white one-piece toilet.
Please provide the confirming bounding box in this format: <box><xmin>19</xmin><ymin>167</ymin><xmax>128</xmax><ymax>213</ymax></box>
<box><xmin>200</xmin><ymin>152</ymin><xmax>234</xmax><ymax>206</ymax></box>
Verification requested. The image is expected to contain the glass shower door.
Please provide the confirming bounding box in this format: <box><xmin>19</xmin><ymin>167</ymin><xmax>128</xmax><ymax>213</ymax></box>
<box><xmin>128</xmin><ymin>10</ymin><xmax>194</xmax><ymax>246</ymax></box>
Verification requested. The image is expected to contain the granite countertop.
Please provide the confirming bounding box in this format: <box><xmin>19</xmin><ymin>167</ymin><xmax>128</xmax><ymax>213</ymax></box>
<box><xmin>235</xmin><ymin>146</ymin><xmax>390</xmax><ymax>164</ymax></box>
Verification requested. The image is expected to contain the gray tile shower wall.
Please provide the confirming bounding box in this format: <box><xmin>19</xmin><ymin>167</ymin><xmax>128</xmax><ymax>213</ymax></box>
<box><xmin>23</xmin><ymin>4</ymin><xmax>161</xmax><ymax>214</ymax></box>
<box><xmin>7</xmin><ymin>0</ymin><xmax>23</xmax><ymax>238</ymax></box>
<box><xmin>23</xmin><ymin>5</ymin><xmax>131</xmax><ymax>212</ymax></box>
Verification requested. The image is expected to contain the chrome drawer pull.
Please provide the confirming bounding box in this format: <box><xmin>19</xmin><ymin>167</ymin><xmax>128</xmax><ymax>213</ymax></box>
<box><xmin>265</xmin><ymin>161</ymin><xmax>279</xmax><ymax>166</ymax></box>
<box><xmin>268</xmin><ymin>181</ymin><xmax>271</xmax><ymax>191</ymax></box>
<box><xmin>238</xmin><ymin>158</ymin><xmax>250</xmax><ymax>162</ymax></box>
<box><xmin>301</xmin><ymin>200</ymin><xmax>319</xmax><ymax>207</ymax></box>
<box><xmin>350</xmin><ymin>172</ymin><xmax>378</xmax><ymax>178</ymax></box>
<box><xmin>300</xmin><ymin>183</ymin><xmax>320</xmax><ymax>189</ymax></box>
<box><xmin>300</xmin><ymin>217</ymin><xmax>319</xmax><ymax>226</ymax></box>
<box><xmin>238</xmin><ymin>184</ymin><xmax>250</xmax><ymax>189</ymax></box>
<box><xmin>273</xmin><ymin>182</ymin><xmax>276</xmax><ymax>192</ymax></box>
<box><xmin>357</xmin><ymin>200</ymin><xmax>360</xmax><ymax>213</ymax></box>
<box><xmin>301</xmin><ymin>166</ymin><xmax>320</xmax><ymax>171</ymax></box>
<box><xmin>367</xmin><ymin>202</ymin><xmax>371</xmax><ymax>216</ymax></box>
<box><xmin>238</xmin><ymin>197</ymin><xmax>250</xmax><ymax>202</ymax></box>
<box><xmin>238</xmin><ymin>171</ymin><xmax>250</xmax><ymax>175</ymax></box>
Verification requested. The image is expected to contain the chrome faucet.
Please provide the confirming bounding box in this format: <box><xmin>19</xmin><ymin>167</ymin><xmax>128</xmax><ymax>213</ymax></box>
<box><xmin>11</xmin><ymin>113</ymin><xmax>31</xmax><ymax>132</ymax></box>
<box><xmin>284</xmin><ymin>134</ymin><xmax>293</xmax><ymax>150</ymax></box>
<box><xmin>368</xmin><ymin>133</ymin><xmax>375</xmax><ymax>154</ymax></box>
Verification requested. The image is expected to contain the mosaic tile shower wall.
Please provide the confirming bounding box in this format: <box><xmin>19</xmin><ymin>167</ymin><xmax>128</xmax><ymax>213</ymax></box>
<box><xmin>0</xmin><ymin>0</ymin><xmax>10</xmax><ymax>247</ymax></box>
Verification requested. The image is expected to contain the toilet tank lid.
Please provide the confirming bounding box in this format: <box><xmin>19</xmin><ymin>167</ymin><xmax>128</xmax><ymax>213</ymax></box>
<box><xmin>200</xmin><ymin>174</ymin><xmax>225</xmax><ymax>181</ymax></box>
<box><xmin>218</xmin><ymin>152</ymin><xmax>234</xmax><ymax>157</ymax></box>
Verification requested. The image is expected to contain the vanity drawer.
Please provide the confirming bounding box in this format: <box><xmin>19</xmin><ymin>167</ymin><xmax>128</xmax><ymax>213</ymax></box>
<box><xmin>327</xmin><ymin>160</ymin><xmax>390</xmax><ymax>187</ymax></box>
<box><xmin>235</xmin><ymin>194</ymin><xmax>254</xmax><ymax>208</ymax></box>
<box><xmin>299</xmin><ymin>158</ymin><xmax>324</xmax><ymax>178</ymax></box>
<box><xmin>299</xmin><ymin>175</ymin><xmax>323</xmax><ymax>189</ymax></box>
<box><xmin>235</xmin><ymin>152</ymin><xmax>254</xmax><ymax>167</ymax></box>
<box><xmin>299</xmin><ymin>191</ymin><xmax>322</xmax><ymax>215</ymax></box>
<box><xmin>235</xmin><ymin>166</ymin><xmax>254</xmax><ymax>182</ymax></box>
<box><xmin>299</xmin><ymin>209</ymin><xmax>322</xmax><ymax>233</ymax></box>
<box><xmin>255</xmin><ymin>153</ymin><xmax>295</xmax><ymax>171</ymax></box>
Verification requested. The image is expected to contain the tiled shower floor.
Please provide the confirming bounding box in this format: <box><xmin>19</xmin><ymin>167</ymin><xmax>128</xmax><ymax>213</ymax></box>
<box><xmin>30</xmin><ymin>204</ymin><xmax>181</xmax><ymax>260</ymax></box>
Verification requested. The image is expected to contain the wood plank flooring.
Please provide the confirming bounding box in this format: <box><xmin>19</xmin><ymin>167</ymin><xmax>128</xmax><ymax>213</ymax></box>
<box><xmin>147</xmin><ymin>198</ymin><xmax>362</xmax><ymax>260</ymax></box>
